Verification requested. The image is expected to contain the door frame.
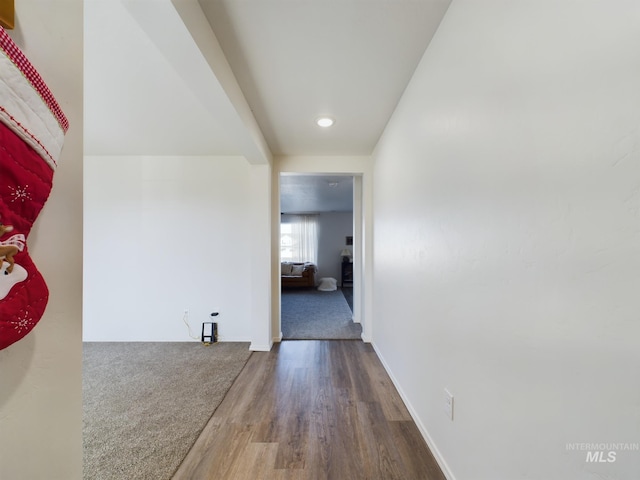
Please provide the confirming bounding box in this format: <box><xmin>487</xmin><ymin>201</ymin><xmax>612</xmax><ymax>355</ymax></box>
<box><xmin>270</xmin><ymin>156</ymin><xmax>373</xmax><ymax>345</ymax></box>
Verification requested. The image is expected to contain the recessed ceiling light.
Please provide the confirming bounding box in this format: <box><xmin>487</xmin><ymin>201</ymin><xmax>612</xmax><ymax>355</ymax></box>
<box><xmin>316</xmin><ymin>116</ymin><xmax>335</xmax><ymax>128</ymax></box>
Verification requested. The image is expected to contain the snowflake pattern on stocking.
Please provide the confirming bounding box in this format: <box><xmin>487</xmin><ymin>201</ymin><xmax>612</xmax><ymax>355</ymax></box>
<box><xmin>8</xmin><ymin>184</ymin><xmax>31</xmax><ymax>203</ymax></box>
<box><xmin>12</xmin><ymin>308</ymin><xmax>35</xmax><ymax>333</ymax></box>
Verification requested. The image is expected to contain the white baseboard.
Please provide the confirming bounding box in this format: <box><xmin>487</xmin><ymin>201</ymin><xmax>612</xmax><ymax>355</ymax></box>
<box><xmin>249</xmin><ymin>341</ymin><xmax>273</xmax><ymax>351</ymax></box>
<box><xmin>215</xmin><ymin>336</ymin><xmax>252</xmax><ymax>343</ymax></box>
<box><xmin>371</xmin><ymin>341</ymin><xmax>456</xmax><ymax>480</ymax></box>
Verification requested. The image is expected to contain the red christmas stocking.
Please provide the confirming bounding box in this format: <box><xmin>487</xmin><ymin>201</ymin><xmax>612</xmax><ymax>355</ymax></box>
<box><xmin>0</xmin><ymin>28</ymin><xmax>68</xmax><ymax>350</ymax></box>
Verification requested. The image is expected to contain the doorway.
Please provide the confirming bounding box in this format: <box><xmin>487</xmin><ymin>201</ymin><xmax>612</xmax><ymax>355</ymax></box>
<box><xmin>279</xmin><ymin>174</ymin><xmax>359</xmax><ymax>340</ymax></box>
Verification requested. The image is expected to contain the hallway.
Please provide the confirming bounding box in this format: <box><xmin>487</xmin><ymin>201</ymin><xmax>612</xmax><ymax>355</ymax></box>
<box><xmin>174</xmin><ymin>341</ymin><xmax>445</xmax><ymax>479</ymax></box>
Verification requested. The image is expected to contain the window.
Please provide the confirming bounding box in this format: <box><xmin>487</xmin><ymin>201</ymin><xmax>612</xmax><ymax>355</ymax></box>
<box><xmin>280</xmin><ymin>215</ymin><xmax>318</xmax><ymax>264</ymax></box>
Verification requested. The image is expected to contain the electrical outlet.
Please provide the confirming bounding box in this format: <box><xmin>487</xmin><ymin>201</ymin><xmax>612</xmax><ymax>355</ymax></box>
<box><xmin>444</xmin><ymin>389</ymin><xmax>454</xmax><ymax>421</ymax></box>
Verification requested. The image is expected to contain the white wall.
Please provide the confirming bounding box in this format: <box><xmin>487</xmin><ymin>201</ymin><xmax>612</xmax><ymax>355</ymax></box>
<box><xmin>248</xmin><ymin>163</ymin><xmax>273</xmax><ymax>351</ymax></box>
<box><xmin>372</xmin><ymin>1</ymin><xmax>640</xmax><ymax>479</ymax></box>
<box><xmin>84</xmin><ymin>156</ymin><xmax>254</xmax><ymax>342</ymax></box>
<box><xmin>0</xmin><ymin>2</ymin><xmax>83</xmax><ymax>478</ymax></box>
<box><xmin>316</xmin><ymin>212</ymin><xmax>353</xmax><ymax>282</ymax></box>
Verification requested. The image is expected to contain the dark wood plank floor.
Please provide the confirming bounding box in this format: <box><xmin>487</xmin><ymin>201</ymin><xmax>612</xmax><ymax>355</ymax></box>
<box><xmin>173</xmin><ymin>340</ymin><xmax>446</xmax><ymax>480</ymax></box>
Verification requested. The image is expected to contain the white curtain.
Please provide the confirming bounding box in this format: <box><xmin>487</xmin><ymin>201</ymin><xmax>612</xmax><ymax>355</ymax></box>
<box><xmin>281</xmin><ymin>215</ymin><xmax>318</xmax><ymax>264</ymax></box>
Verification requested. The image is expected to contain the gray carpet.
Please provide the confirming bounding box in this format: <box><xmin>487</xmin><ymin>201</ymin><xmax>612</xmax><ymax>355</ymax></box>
<box><xmin>83</xmin><ymin>342</ymin><xmax>252</xmax><ymax>480</ymax></box>
<box><xmin>281</xmin><ymin>288</ymin><xmax>362</xmax><ymax>339</ymax></box>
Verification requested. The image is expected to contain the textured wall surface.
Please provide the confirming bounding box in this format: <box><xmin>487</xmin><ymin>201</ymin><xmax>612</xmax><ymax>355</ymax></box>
<box><xmin>372</xmin><ymin>1</ymin><xmax>640</xmax><ymax>479</ymax></box>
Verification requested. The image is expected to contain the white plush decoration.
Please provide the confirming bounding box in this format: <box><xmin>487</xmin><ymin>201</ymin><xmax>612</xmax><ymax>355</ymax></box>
<box><xmin>317</xmin><ymin>277</ymin><xmax>337</xmax><ymax>291</ymax></box>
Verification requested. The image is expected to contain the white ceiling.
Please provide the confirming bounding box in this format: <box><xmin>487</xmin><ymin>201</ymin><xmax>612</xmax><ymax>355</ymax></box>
<box><xmin>84</xmin><ymin>1</ymin><xmax>240</xmax><ymax>156</ymax></box>
<box><xmin>280</xmin><ymin>174</ymin><xmax>353</xmax><ymax>213</ymax></box>
<box><xmin>199</xmin><ymin>0</ymin><xmax>451</xmax><ymax>156</ymax></box>
<box><xmin>84</xmin><ymin>0</ymin><xmax>451</xmax><ymax>158</ymax></box>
